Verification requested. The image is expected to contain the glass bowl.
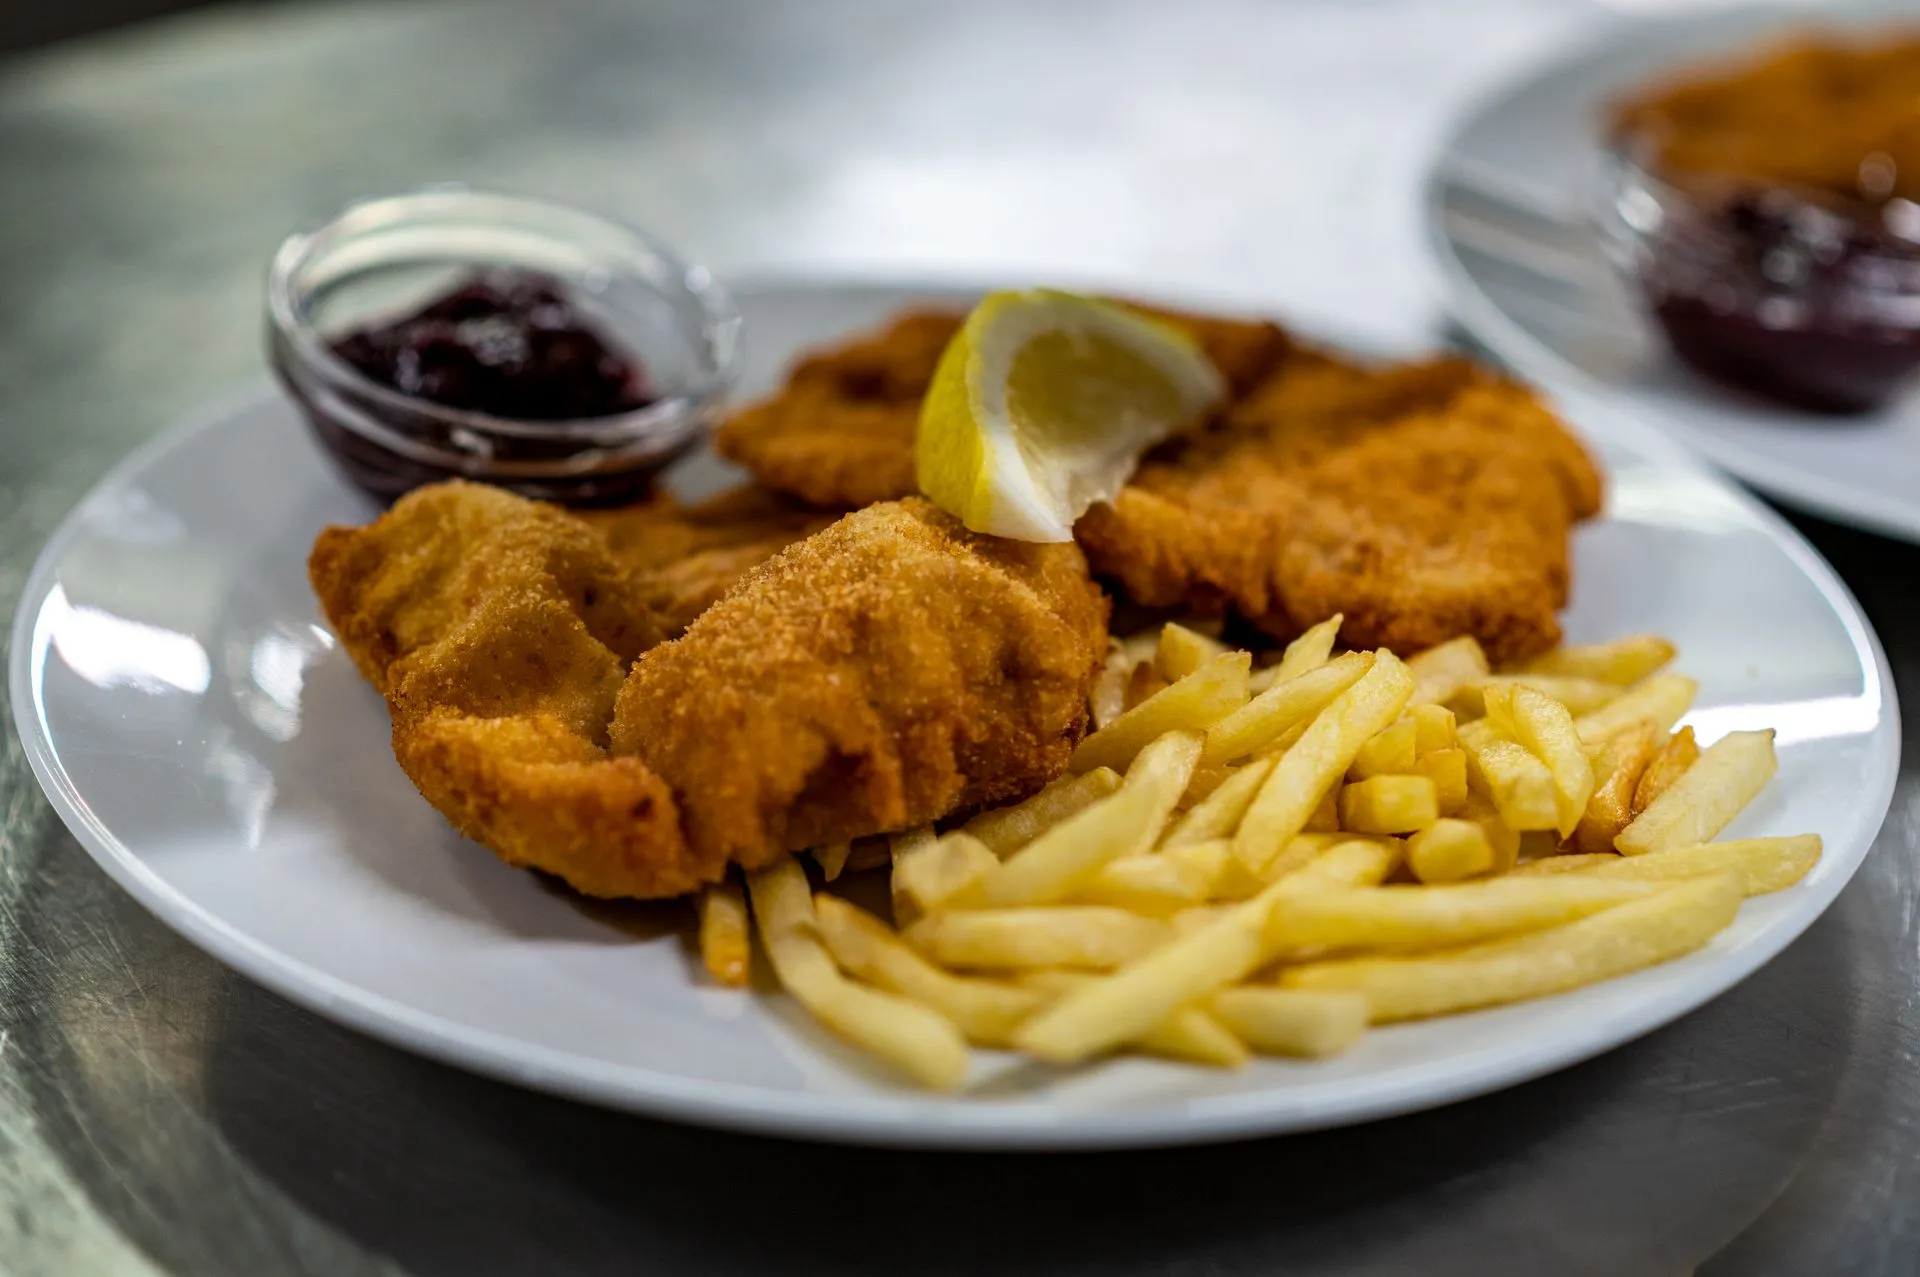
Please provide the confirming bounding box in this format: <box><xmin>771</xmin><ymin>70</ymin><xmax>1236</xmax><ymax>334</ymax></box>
<box><xmin>1596</xmin><ymin>144</ymin><xmax>1920</xmax><ymax>414</ymax></box>
<box><xmin>266</xmin><ymin>188</ymin><xmax>740</xmax><ymax>505</ymax></box>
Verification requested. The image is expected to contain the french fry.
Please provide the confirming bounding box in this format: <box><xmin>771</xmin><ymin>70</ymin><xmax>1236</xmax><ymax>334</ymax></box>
<box><xmin>981</xmin><ymin>731</ymin><xmax>1200</xmax><ymax>907</ymax></box>
<box><xmin>1339</xmin><ymin>774</ymin><xmax>1440</xmax><ymax>834</ymax></box>
<box><xmin>1013</xmin><ymin>893</ymin><xmax>1275</xmax><ymax>1062</ymax></box>
<box><xmin>891</xmin><ymin>825</ymin><xmax>936</xmax><ymax>858</ymax></box>
<box><xmin>1616</xmin><ymin>729</ymin><xmax>1777</xmax><ymax>856</ymax></box>
<box><xmin>1632</xmin><ymin>726</ymin><xmax>1700</xmax><ymax>819</ymax></box>
<box><xmin>1458</xmin><ymin>792</ymin><xmax>1522</xmax><ymax>874</ymax></box>
<box><xmin>1090</xmin><ymin>644</ymin><xmax>1136</xmax><ymax>729</ymax></box>
<box><xmin>1123</xmin><ymin>660</ymin><xmax>1170</xmax><ymax>713</ymax></box>
<box><xmin>696</xmin><ymin>876</ymin><xmax>751</xmax><ymax>987</ymax></box>
<box><xmin>811</xmin><ymin>895</ymin><xmax>1042</xmax><ymax>1046</ymax></box>
<box><xmin>813</xmin><ymin>841</ymin><xmax>853</xmax><ymax>882</ymax></box>
<box><xmin>1163</xmin><ymin>757</ymin><xmax>1275</xmax><ymax>848</ymax></box>
<box><xmin>1201</xmin><ymin>650</ymin><xmax>1375</xmax><ymax>766</ymax></box>
<box><xmin>1209</xmin><ymin>987</ymin><xmax>1369</xmax><ymax>1058</ymax></box>
<box><xmin>1565</xmin><ymin>834</ymin><xmax>1820</xmax><ymax>896</ymax></box>
<box><xmin>1452</xmin><ymin>674</ymin><xmax>1620</xmax><ymax>719</ymax></box>
<box><xmin>1265</xmin><ymin>875</ymin><xmax>1667</xmax><ymax>954</ymax></box>
<box><xmin>893</xmin><ymin>831</ymin><xmax>1000</xmax><ymax>914</ymax></box>
<box><xmin>1460</xmin><ymin>729</ymin><xmax>1559</xmax><ymax>832</ymax></box>
<box><xmin>844</xmin><ymin>838</ymin><xmax>893</xmax><ymax>873</ymax></box>
<box><xmin>1012</xmin><ymin>830</ymin><xmax>1404</xmax><ymax>1064</ymax></box>
<box><xmin>1523</xmin><ymin>634</ymin><xmax>1676</xmax><ymax>685</ymax></box>
<box><xmin>1250</xmin><ymin>613</ymin><xmax>1344</xmax><ymax>693</ymax></box>
<box><xmin>1348</xmin><ymin>719</ymin><xmax>1418</xmax><ymax>780</ymax></box>
<box><xmin>1573</xmin><ymin>720</ymin><xmax>1660</xmax><ymax>855</ymax></box>
<box><xmin>1021</xmin><ymin>971</ymin><xmax>1249</xmax><ymax>1067</ymax></box>
<box><xmin>748</xmin><ymin>857</ymin><xmax>968</xmax><ymax>1089</ymax></box>
<box><xmin>1234</xmin><ymin>651</ymin><xmax>1416</xmax><ymax>874</ymax></box>
<box><xmin>1410</xmin><ymin>703</ymin><xmax>1457</xmax><ymax>756</ymax></box>
<box><xmin>1156</xmin><ymin>622</ymin><xmax>1230</xmax><ymax>682</ymax></box>
<box><xmin>1280</xmin><ymin>872</ymin><xmax>1744</xmax><ymax>1022</ymax></box>
<box><xmin>1161</xmin><ymin>838</ymin><xmax>1269</xmax><ymax>899</ymax></box>
<box><xmin>1303</xmin><ymin>785</ymin><xmax>1342</xmax><ymax>832</ymax></box>
<box><xmin>905</xmin><ymin>908</ymin><xmax>1171</xmax><ymax>971</ymax></box>
<box><xmin>1508</xmin><ymin>853</ymin><xmax>1621</xmax><ymax>876</ymax></box>
<box><xmin>1171</xmin><ymin>904</ymin><xmax>1233</xmax><ymax>936</ymax></box>
<box><xmin>1179</xmin><ymin>763</ymin><xmax>1236</xmax><ymax>808</ymax></box>
<box><xmin>1071</xmin><ymin>651</ymin><xmax>1250</xmax><ymax>774</ymax></box>
<box><xmin>1407</xmin><ymin>818</ymin><xmax>1496</xmax><ymax>884</ymax></box>
<box><xmin>1503</xmin><ymin>684</ymin><xmax>1596</xmax><ymax>838</ymax></box>
<box><xmin>1416</xmin><ymin>748</ymin><xmax>1469</xmax><ymax>814</ymax></box>
<box><xmin>1575</xmin><ymin>674</ymin><xmax>1698</xmax><ymax>742</ymax></box>
<box><xmin>1406</xmin><ymin>636</ymin><xmax>1490</xmax><ymax>707</ymax></box>
<box><xmin>962</xmin><ymin>769</ymin><xmax>1123</xmax><ymax>858</ymax></box>
<box><xmin>1287</xmin><ymin>836</ymin><xmax>1403</xmax><ymax>890</ymax></box>
<box><xmin>1077</xmin><ymin>852</ymin><xmax>1212</xmax><ymax>917</ymax></box>
<box><xmin>888</xmin><ymin>825</ymin><xmax>940</xmax><ymax>923</ymax></box>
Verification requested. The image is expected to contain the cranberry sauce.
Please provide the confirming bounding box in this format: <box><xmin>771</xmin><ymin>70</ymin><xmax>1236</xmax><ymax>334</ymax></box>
<box><xmin>1641</xmin><ymin>191</ymin><xmax>1920</xmax><ymax>413</ymax></box>
<box><xmin>330</xmin><ymin>270</ymin><xmax>653</xmax><ymax>420</ymax></box>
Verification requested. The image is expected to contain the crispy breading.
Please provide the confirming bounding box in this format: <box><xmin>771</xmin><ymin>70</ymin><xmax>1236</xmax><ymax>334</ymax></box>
<box><xmin>310</xmin><ymin>483</ymin><xmax>694</xmax><ymax>897</ymax></box>
<box><xmin>713</xmin><ymin>308</ymin><xmax>1601</xmax><ymax>661</ymax></box>
<box><xmin>714</xmin><ymin>304</ymin><xmax>1291</xmax><ymax>508</ymax></box>
<box><xmin>1076</xmin><ymin>354</ymin><xmax>1603</xmax><ymax>662</ymax></box>
<box><xmin>308</xmin><ymin>480</ymin><xmax>665</xmax><ymax>698</ymax></box>
<box><xmin>581</xmin><ymin>485</ymin><xmax>832</xmax><ymax>636</ymax></box>
<box><xmin>310</xmin><ymin>485</ymin><xmax>1106</xmax><ymax>898</ymax></box>
<box><xmin>612</xmin><ymin>498</ymin><xmax>1109</xmax><ymax>868</ymax></box>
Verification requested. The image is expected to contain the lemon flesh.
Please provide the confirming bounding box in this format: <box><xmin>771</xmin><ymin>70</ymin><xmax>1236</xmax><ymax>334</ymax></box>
<box><xmin>917</xmin><ymin>290</ymin><xmax>1225</xmax><ymax>542</ymax></box>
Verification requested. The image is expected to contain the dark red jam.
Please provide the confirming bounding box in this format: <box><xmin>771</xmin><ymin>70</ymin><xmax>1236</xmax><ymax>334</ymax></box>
<box><xmin>330</xmin><ymin>270</ymin><xmax>653</xmax><ymax>420</ymax></box>
<box><xmin>1641</xmin><ymin>190</ymin><xmax>1920</xmax><ymax>413</ymax></box>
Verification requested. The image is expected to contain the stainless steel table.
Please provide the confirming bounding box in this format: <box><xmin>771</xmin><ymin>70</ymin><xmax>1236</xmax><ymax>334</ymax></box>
<box><xmin>2</xmin><ymin>2</ymin><xmax>1915</xmax><ymax>1273</ymax></box>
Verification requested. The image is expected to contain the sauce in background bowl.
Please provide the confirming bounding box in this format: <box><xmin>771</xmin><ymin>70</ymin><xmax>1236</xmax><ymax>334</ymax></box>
<box><xmin>1600</xmin><ymin>31</ymin><xmax>1920</xmax><ymax>414</ymax></box>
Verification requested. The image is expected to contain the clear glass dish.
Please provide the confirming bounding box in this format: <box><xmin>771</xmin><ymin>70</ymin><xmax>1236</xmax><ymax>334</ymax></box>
<box><xmin>266</xmin><ymin>187</ymin><xmax>739</xmax><ymax>504</ymax></box>
<box><xmin>1597</xmin><ymin>143</ymin><xmax>1920</xmax><ymax>414</ymax></box>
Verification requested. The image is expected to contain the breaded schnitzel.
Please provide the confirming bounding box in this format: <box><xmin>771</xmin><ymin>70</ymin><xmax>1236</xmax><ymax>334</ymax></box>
<box><xmin>612</xmin><ymin>498</ymin><xmax>1109</xmax><ymax>867</ymax></box>
<box><xmin>1077</xmin><ymin>354</ymin><xmax>1603</xmax><ymax>661</ymax></box>
<box><xmin>714</xmin><ymin>308</ymin><xmax>1601</xmax><ymax>661</ymax></box>
<box><xmin>310</xmin><ymin>485</ymin><xmax>1106</xmax><ymax>898</ymax></box>
<box><xmin>582</xmin><ymin>485</ymin><xmax>832</xmax><ymax>636</ymax></box>
<box><xmin>715</xmin><ymin>305</ymin><xmax>1292</xmax><ymax>509</ymax></box>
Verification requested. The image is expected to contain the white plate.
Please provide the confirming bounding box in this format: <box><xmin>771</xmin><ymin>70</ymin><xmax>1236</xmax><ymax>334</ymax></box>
<box><xmin>1425</xmin><ymin>2</ymin><xmax>1920</xmax><ymax>543</ymax></box>
<box><xmin>9</xmin><ymin>281</ymin><xmax>1898</xmax><ymax>1148</ymax></box>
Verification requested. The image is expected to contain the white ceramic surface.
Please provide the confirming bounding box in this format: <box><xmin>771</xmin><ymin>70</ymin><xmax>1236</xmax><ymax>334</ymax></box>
<box><xmin>9</xmin><ymin>282</ymin><xmax>1898</xmax><ymax>1148</ymax></box>
<box><xmin>1425</xmin><ymin>2</ymin><xmax>1920</xmax><ymax>543</ymax></box>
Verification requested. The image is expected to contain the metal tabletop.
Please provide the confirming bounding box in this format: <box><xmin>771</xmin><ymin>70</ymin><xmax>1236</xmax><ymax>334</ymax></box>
<box><xmin>1</xmin><ymin>2</ymin><xmax>1915</xmax><ymax>1273</ymax></box>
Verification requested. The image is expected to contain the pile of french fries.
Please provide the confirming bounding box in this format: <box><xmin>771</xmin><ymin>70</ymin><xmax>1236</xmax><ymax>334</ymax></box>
<box><xmin>694</xmin><ymin>617</ymin><xmax>1821</xmax><ymax>1090</ymax></box>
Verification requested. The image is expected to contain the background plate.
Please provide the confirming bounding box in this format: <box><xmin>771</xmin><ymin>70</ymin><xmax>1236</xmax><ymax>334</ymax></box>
<box><xmin>8</xmin><ymin>281</ymin><xmax>1898</xmax><ymax>1148</ymax></box>
<box><xmin>1425</xmin><ymin>2</ymin><xmax>1920</xmax><ymax>543</ymax></box>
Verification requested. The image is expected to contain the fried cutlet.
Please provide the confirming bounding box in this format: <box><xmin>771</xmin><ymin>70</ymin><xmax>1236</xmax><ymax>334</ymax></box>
<box><xmin>713</xmin><ymin>308</ymin><xmax>1602</xmax><ymax>661</ymax></box>
<box><xmin>714</xmin><ymin>305</ymin><xmax>1292</xmax><ymax>509</ymax></box>
<box><xmin>581</xmin><ymin>485</ymin><xmax>833</xmax><ymax>636</ymax></box>
<box><xmin>1075</xmin><ymin>354</ymin><xmax>1603</xmax><ymax>661</ymax></box>
<box><xmin>309</xmin><ymin>485</ymin><xmax>1107</xmax><ymax>898</ymax></box>
<box><xmin>611</xmin><ymin>498</ymin><xmax>1109</xmax><ymax>866</ymax></box>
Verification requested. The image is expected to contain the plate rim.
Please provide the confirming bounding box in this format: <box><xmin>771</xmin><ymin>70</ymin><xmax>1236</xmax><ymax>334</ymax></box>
<box><xmin>7</xmin><ymin>279</ymin><xmax>1902</xmax><ymax>1149</ymax></box>
<box><xmin>1420</xmin><ymin>4</ymin><xmax>1920</xmax><ymax>544</ymax></box>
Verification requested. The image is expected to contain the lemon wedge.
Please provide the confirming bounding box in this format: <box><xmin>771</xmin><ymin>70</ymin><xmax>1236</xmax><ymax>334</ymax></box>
<box><xmin>916</xmin><ymin>290</ymin><xmax>1225</xmax><ymax>542</ymax></box>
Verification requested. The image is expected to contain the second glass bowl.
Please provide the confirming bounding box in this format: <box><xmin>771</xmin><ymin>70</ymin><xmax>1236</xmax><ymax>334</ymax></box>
<box><xmin>1597</xmin><ymin>145</ymin><xmax>1920</xmax><ymax>414</ymax></box>
<box><xmin>267</xmin><ymin>188</ymin><xmax>740</xmax><ymax>505</ymax></box>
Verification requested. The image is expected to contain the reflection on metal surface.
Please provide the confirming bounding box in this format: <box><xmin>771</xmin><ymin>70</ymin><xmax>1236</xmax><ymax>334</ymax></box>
<box><xmin>37</xmin><ymin>584</ymin><xmax>211</xmax><ymax>696</ymax></box>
